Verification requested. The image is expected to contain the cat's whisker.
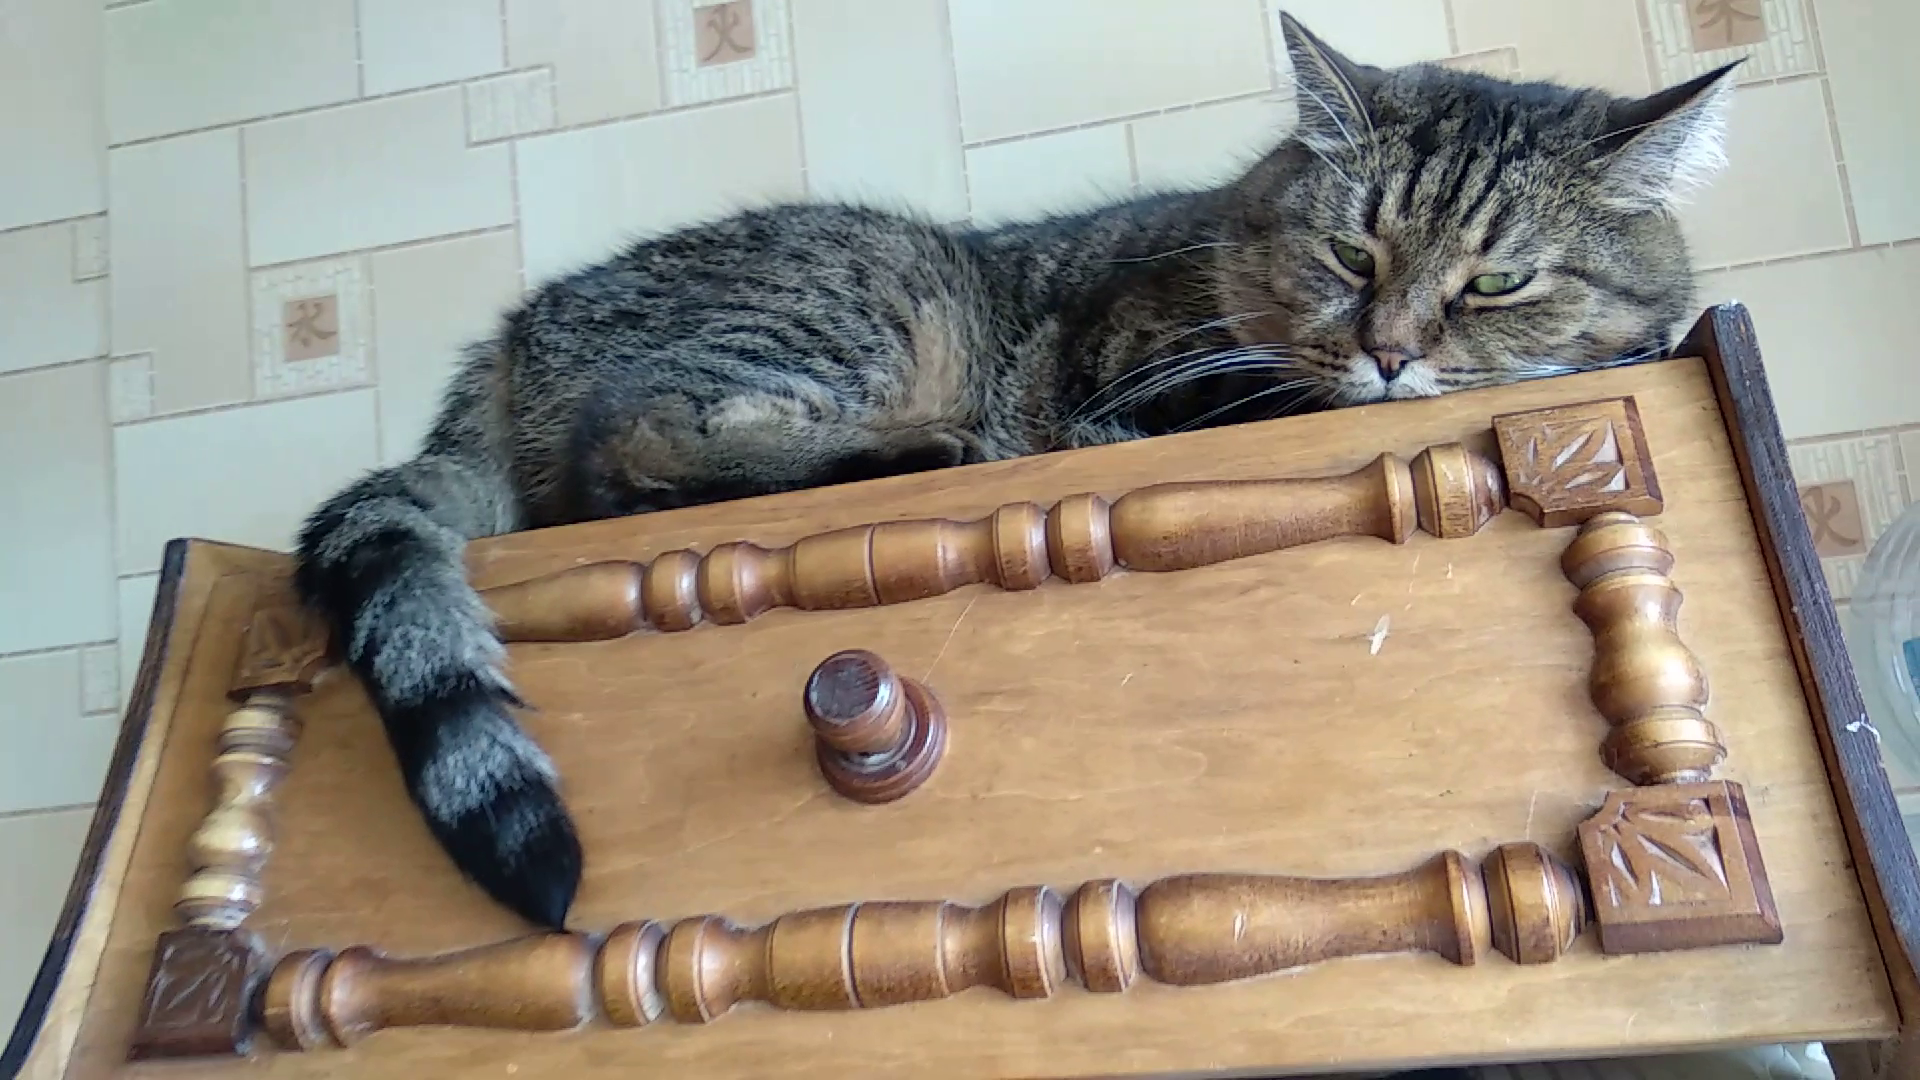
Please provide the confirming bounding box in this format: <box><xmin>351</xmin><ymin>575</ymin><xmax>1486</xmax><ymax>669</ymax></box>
<box><xmin>1064</xmin><ymin>335</ymin><xmax>1264</xmax><ymax>423</ymax></box>
<box><xmin>1171</xmin><ymin>379</ymin><xmax>1320</xmax><ymax>432</ymax></box>
<box><xmin>1089</xmin><ymin>351</ymin><xmax>1304</xmax><ymax>424</ymax></box>
<box><xmin>1106</xmin><ymin>241</ymin><xmax>1242</xmax><ymax>264</ymax></box>
<box><xmin>1088</xmin><ymin>343</ymin><xmax>1302</xmax><ymax>416</ymax></box>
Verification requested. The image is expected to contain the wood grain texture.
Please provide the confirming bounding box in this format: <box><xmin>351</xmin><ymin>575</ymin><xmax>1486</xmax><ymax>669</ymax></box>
<box><xmin>1683</xmin><ymin>305</ymin><xmax>1920</xmax><ymax>1055</ymax></box>
<box><xmin>16</xmin><ymin>311</ymin><xmax>1907</xmax><ymax>1079</ymax></box>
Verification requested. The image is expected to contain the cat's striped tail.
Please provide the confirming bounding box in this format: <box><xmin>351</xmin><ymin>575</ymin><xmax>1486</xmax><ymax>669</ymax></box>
<box><xmin>293</xmin><ymin>437</ymin><xmax>582</xmax><ymax>929</ymax></box>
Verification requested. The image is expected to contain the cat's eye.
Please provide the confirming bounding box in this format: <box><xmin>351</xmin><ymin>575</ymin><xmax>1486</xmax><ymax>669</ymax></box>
<box><xmin>1466</xmin><ymin>271</ymin><xmax>1533</xmax><ymax>297</ymax></box>
<box><xmin>1329</xmin><ymin>241</ymin><xmax>1375</xmax><ymax>279</ymax></box>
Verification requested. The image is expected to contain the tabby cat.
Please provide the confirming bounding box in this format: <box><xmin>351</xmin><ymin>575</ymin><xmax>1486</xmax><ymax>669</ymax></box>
<box><xmin>296</xmin><ymin>14</ymin><xmax>1737</xmax><ymax>928</ymax></box>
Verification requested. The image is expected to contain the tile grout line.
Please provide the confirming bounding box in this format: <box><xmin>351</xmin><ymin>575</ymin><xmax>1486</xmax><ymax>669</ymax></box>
<box><xmin>109</xmin><ymin>381</ymin><xmax>373</xmax><ymax>431</ymax></box>
<box><xmin>0</xmin><ymin>803</ymin><xmax>97</xmax><ymax>823</ymax></box>
<box><xmin>932</xmin><ymin>0</ymin><xmax>976</xmax><ymax>218</ymax></box>
<box><xmin>1797</xmin><ymin>0</ymin><xmax>1861</xmax><ymax>248</ymax></box>
<box><xmin>963</xmin><ymin>87</ymin><xmax>1294</xmax><ymax>153</ymax></box>
<box><xmin>1699</xmin><ymin>234</ymin><xmax>1920</xmax><ymax>276</ymax></box>
<box><xmin>0</xmin><ymin>639</ymin><xmax>117</xmax><ymax>664</ymax></box>
<box><xmin>104</xmin><ymin>68</ymin><xmax>550</xmax><ymax>152</ymax></box>
<box><xmin>352</xmin><ymin>0</ymin><xmax>367</xmax><ymax>98</ymax></box>
<box><xmin>0</xmin><ymin>211</ymin><xmax>106</xmax><ymax>240</ymax></box>
<box><xmin>0</xmin><ymin>353</ymin><xmax>110</xmax><ymax>383</ymax></box>
<box><xmin>247</xmin><ymin>223</ymin><xmax>516</xmax><ymax>275</ymax></box>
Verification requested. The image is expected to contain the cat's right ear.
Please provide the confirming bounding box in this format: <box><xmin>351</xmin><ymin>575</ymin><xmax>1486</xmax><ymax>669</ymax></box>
<box><xmin>1277</xmin><ymin>12</ymin><xmax>1378</xmax><ymax>156</ymax></box>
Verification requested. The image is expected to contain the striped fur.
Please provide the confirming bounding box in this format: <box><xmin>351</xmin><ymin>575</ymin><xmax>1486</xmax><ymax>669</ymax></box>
<box><xmin>294</xmin><ymin>14</ymin><xmax>1735</xmax><ymax>928</ymax></box>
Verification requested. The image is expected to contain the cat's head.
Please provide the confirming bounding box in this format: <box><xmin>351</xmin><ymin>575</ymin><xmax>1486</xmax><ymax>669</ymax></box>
<box><xmin>1219</xmin><ymin>13</ymin><xmax>1737</xmax><ymax>406</ymax></box>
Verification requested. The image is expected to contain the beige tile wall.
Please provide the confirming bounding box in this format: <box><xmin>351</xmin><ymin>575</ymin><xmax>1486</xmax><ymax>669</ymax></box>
<box><xmin>3</xmin><ymin>0</ymin><xmax>1919</xmax><ymax>1035</ymax></box>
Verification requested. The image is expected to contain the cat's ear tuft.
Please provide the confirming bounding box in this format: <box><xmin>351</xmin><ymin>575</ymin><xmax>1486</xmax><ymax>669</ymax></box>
<box><xmin>1591</xmin><ymin>61</ymin><xmax>1740</xmax><ymax>212</ymax></box>
<box><xmin>1278</xmin><ymin>12</ymin><xmax>1378</xmax><ymax>156</ymax></box>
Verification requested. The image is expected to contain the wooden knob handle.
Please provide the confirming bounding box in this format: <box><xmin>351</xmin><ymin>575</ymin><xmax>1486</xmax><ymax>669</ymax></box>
<box><xmin>803</xmin><ymin>650</ymin><xmax>947</xmax><ymax>803</ymax></box>
<box><xmin>1133</xmin><ymin>851</ymin><xmax>1488</xmax><ymax>985</ymax></box>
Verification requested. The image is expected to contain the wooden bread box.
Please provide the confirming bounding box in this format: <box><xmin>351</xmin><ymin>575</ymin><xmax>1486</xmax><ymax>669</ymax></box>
<box><xmin>7</xmin><ymin>305</ymin><xmax>1920</xmax><ymax>1080</ymax></box>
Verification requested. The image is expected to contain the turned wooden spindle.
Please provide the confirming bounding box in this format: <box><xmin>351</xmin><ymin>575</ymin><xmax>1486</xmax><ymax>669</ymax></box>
<box><xmin>802</xmin><ymin>649</ymin><xmax>948</xmax><ymax>804</ymax></box>
<box><xmin>174</xmin><ymin>691</ymin><xmax>298</xmax><ymax>929</ymax></box>
<box><xmin>259</xmin><ymin>843</ymin><xmax>1592</xmax><ymax>1051</ymax></box>
<box><xmin>1560</xmin><ymin>515</ymin><xmax>1783</xmax><ymax>955</ymax></box>
<box><xmin>132</xmin><ymin>593</ymin><xmax>330</xmax><ymax>1061</ymax></box>
<box><xmin>1562</xmin><ymin>512</ymin><xmax>1723</xmax><ymax>786</ymax></box>
<box><xmin>474</xmin><ymin>442</ymin><xmax>1505</xmax><ymax>643</ymax></box>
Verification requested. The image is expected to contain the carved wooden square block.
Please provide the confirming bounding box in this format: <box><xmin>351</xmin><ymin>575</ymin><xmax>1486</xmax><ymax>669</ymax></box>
<box><xmin>1576</xmin><ymin>780</ymin><xmax>1783</xmax><ymax>955</ymax></box>
<box><xmin>129</xmin><ymin>926</ymin><xmax>266</xmax><ymax>1059</ymax></box>
<box><xmin>1492</xmin><ymin>397</ymin><xmax>1664</xmax><ymax>527</ymax></box>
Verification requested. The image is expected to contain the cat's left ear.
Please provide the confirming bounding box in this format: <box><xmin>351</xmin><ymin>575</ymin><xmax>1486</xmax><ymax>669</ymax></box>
<box><xmin>1591</xmin><ymin>62</ymin><xmax>1742</xmax><ymax>211</ymax></box>
<box><xmin>1278</xmin><ymin>12</ymin><xmax>1383</xmax><ymax>157</ymax></box>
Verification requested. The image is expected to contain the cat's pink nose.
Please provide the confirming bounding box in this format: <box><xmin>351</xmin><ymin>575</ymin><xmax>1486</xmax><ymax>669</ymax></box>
<box><xmin>1370</xmin><ymin>347</ymin><xmax>1418</xmax><ymax>380</ymax></box>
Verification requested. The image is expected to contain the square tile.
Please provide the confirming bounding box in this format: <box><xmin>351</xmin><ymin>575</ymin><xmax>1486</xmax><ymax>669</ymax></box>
<box><xmin>467</xmin><ymin>69</ymin><xmax>559</xmax><ymax>144</ymax></box>
<box><xmin>71</xmin><ymin>217</ymin><xmax>108</xmax><ymax>282</ymax></box>
<box><xmin>1677</xmin><ymin>79</ymin><xmax>1850</xmax><ymax>269</ymax></box>
<box><xmin>0</xmin><ymin>362</ymin><xmax>117</xmax><ymax>654</ymax></box>
<box><xmin>249</xmin><ymin>257</ymin><xmax>371</xmax><ymax>399</ymax></box>
<box><xmin>117</xmin><ymin>573</ymin><xmax>160</xmax><ymax>710</ymax></box>
<box><xmin>114</xmin><ymin>389</ymin><xmax>380</xmax><ymax>575</ymax></box>
<box><xmin>1132</xmin><ymin>96</ymin><xmax>1297</xmax><ymax>195</ymax></box>
<box><xmin>1267</xmin><ymin>0</ymin><xmax>1452</xmax><ymax>70</ymax></box>
<box><xmin>1451</xmin><ymin>0</ymin><xmax>1653</xmax><ymax>95</ymax></box>
<box><xmin>1797</xmin><ymin>479</ymin><xmax>1868</xmax><ymax>557</ymax></box>
<box><xmin>966</xmin><ymin>125</ymin><xmax>1135</xmax><ymax>225</ymax></box>
<box><xmin>0</xmin><ymin>809</ymin><xmax>93</xmax><ymax>1034</ymax></box>
<box><xmin>109</xmin><ymin>129</ymin><xmax>251</xmax><ymax>414</ymax></box>
<box><xmin>950</xmin><ymin>0</ymin><xmax>1271</xmax><ymax>143</ymax></box>
<box><xmin>0</xmin><ymin>653</ymin><xmax>119</xmax><ymax>815</ymax></box>
<box><xmin>359</xmin><ymin>0</ymin><xmax>505</xmax><ymax>95</ymax></box>
<box><xmin>0</xmin><ymin>0</ymin><xmax>105</xmax><ymax>229</ymax></box>
<box><xmin>1687</xmin><ymin>0</ymin><xmax>1767</xmax><ymax>50</ymax></box>
<box><xmin>243</xmin><ymin>88</ymin><xmax>515</xmax><ymax>267</ymax></box>
<box><xmin>517</xmin><ymin>95</ymin><xmax>805</xmax><ymax>283</ymax></box>
<box><xmin>1696</xmin><ymin>246</ymin><xmax>1920</xmax><ymax>438</ymax></box>
<box><xmin>790</xmin><ymin>0</ymin><xmax>969</xmax><ymax>221</ymax></box>
<box><xmin>1789</xmin><ymin>433</ymin><xmax>1906</xmax><ymax>600</ymax></box>
<box><xmin>505</xmin><ymin>0</ymin><xmax>664</xmax><ymax>126</ymax></box>
<box><xmin>0</xmin><ymin>221</ymin><xmax>107</xmax><ymax>375</ymax></box>
<box><xmin>1818</xmin><ymin>0</ymin><xmax>1920</xmax><ymax>244</ymax></box>
<box><xmin>662</xmin><ymin>0</ymin><xmax>793</xmax><ymax>107</ymax></box>
<box><xmin>370</xmin><ymin>232</ymin><xmax>524</xmax><ymax>462</ymax></box>
<box><xmin>108</xmin><ymin>353</ymin><xmax>154</xmax><ymax>423</ymax></box>
<box><xmin>104</xmin><ymin>0</ymin><xmax>358</xmax><ymax>144</ymax></box>
<box><xmin>695</xmin><ymin>1</ymin><xmax>758</xmax><ymax>65</ymax></box>
<box><xmin>1647</xmin><ymin>0</ymin><xmax>1818</xmax><ymax>87</ymax></box>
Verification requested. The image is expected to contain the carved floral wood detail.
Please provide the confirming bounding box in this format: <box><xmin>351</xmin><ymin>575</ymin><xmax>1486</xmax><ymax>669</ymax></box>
<box><xmin>1493</xmin><ymin>397</ymin><xmax>1665</xmax><ymax>527</ymax></box>
<box><xmin>1576</xmin><ymin>782</ymin><xmax>1782</xmax><ymax>954</ymax></box>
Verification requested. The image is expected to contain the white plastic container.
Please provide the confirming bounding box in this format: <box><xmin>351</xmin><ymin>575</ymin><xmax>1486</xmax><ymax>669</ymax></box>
<box><xmin>1850</xmin><ymin>499</ymin><xmax>1920</xmax><ymax>780</ymax></box>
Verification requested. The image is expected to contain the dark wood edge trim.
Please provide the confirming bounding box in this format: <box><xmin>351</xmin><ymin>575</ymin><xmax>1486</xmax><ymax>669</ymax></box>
<box><xmin>1687</xmin><ymin>302</ymin><xmax>1920</xmax><ymax>1022</ymax></box>
<box><xmin>2</xmin><ymin>539</ymin><xmax>192</xmax><ymax>1078</ymax></box>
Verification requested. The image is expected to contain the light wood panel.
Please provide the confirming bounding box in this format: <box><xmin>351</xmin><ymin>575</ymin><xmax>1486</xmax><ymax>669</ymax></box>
<box><xmin>46</xmin><ymin>357</ymin><xmax>1896</xmax><ymax>1079</ymax></box>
